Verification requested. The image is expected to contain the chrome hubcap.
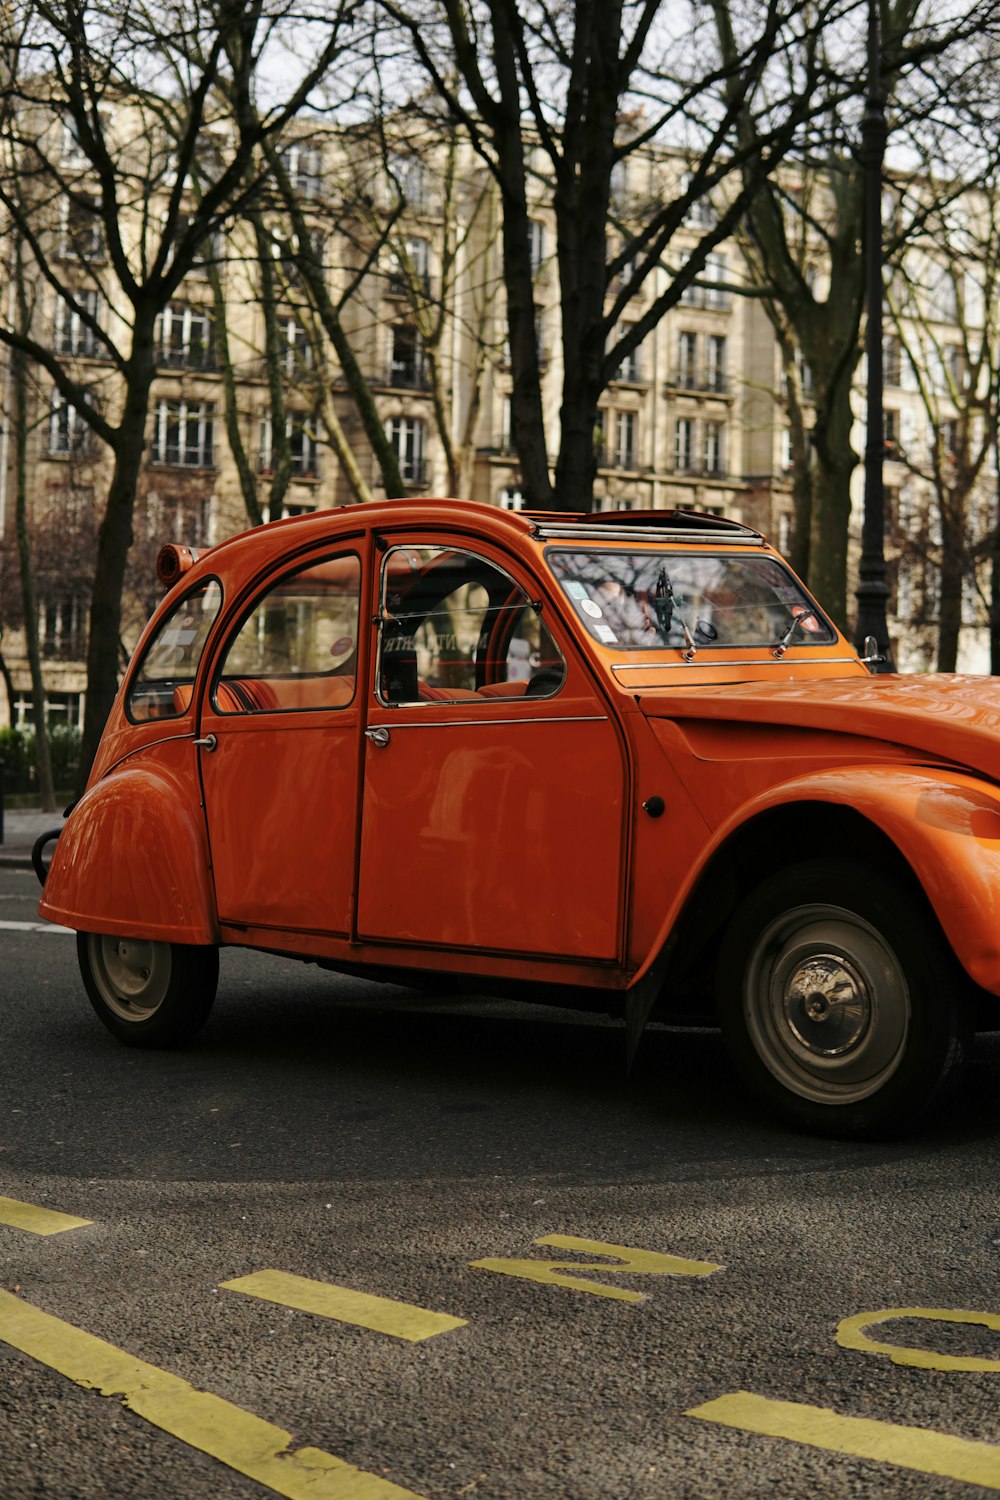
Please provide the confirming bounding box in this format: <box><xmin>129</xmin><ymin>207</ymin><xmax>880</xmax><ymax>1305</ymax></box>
<box><xmin>744</xmin><ymin>904</ymin><xmax>910</xmax><ymax>1105</ymax></box>
<box><xmin>782</xmin><ymin>953</ymin><xmax>871</xmax><ymax>1056</ymax></box>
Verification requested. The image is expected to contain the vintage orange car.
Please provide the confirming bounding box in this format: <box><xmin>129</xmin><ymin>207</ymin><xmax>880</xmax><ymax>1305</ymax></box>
<box><xmin>36</xmin><ymin>500</ymin><xmax>1000</xmax><ymax>1137</ymax></box>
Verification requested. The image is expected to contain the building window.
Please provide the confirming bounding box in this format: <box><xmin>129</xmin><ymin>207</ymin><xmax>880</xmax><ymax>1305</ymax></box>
<box><xmin>528</xmin><ymin>220</ymin><xmax>546</xmax><ymax>278</ymax></box>
<box><xmin>390</xmin><ymin>325</ymin><xmax>427</xmax><ymax>388</ymax></box>
<box><xmin>279</xmin><ymin>317</ymin><xmax>313</xmax><ymax>377</ymax></box>
<box><xmin>677</xmin><ymin>331</ymin><xmax>698</xmax><ymax>387</ymax></box>
<box><xmin>613</xmin><ymin>323</ymin><xmax>642</xmax><ymax>382</ymax></box>
<box><xmin>388</xmin><ymin>235</ymin><xmax>432</xmax><ymax>297</ymax></box>
<box><xmin>614</xmin><ymin>411</ymin><xmax>637</xmax><ymax>470</ymax></box>
<box><xmin>58</xmin><ymin>197</ymin><xmax>105</xmax><ymax>261</ymax></box>
<box><xmin>703</xmin><ymin>421</ymin><xmax>726</xmax><ymax>475</ymax></box>
<box><xmin>386</xmin><ymin>415</ymin><xmax>426</xmax><ymax>483</ymax></box>
<box><xmin>884</xmin><ymin>408</ymin><xmax>901</xmax><ymax>459</ymax></box>
<box><xmin>704</xmin><ymin>253</ymin><xmax>730</xmax><ymax>308</ymax></box>
<box><xmin>883</xmin><ymin>335</ymin><xmax>903</xmax><ymax>387</ymax></box>
<box><xmin>281</xmin><ymin>141</ymin><xmax>323</xmax><ymax>196</ymax></box>
<box><xmin>54</xmin><ymin>290</ymin><xmax>102</xmax><ymax>357</ymax></box>
<box><xmin>156</xmin><ymin>303</ymin><xmax>216</xmax><ymax>371</ymax></box>
<box><xmin>706</xmin><ymin>334</ymin><xmax>727</xmax><ymax>392</ymax></box>
<box><xmin>675</xmin><ymin>417</ymin><xmax>695</xmax><ymax>473</ymax></box>
<box><xmin>152</xmin><ymin>400</ymin><xmax>215</xmax><ymax>468</ymax></box>
<box><xmin>499</xmin><ymin>396</ymin><xmax>515</xmax><ymax>454</ymax></box>
<box><xmin>48</xmin><ymin>393</ymin><xmax>92</xmax><ymax>456</ymax></box>
<box><xmin>41</xmin><ymin>595</ymin><xmax>88</xmax><ymax>659</ymax></box>
<box><xmin>259</xmin><ymin>414</ymin><xmax>319</xmax><ymax>478</ymax></box>
<box><xmin>387</xmin><ymin>153</ymin><xmax>427</xmax><ymax>209</ymax></box>
<box><xmin>498</xmin><ymin>487</ymin><xmax>525</xmax><ymax>511</ymax></box>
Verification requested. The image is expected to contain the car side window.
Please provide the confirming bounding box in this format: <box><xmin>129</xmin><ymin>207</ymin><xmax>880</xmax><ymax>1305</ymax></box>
<box><xmin>377</xmin><ymin>545</ymin><xmax>566</xmax><ymax>705</ymax></box>
<box><xmin>127</xmin><ymin>578</ymin><xmax>223</xmax><ymax>722</ymax></box>
<box><xmin>213</xmin><ymin>553</ymin><xmax>360</xmax><ymax>714</ymax></box>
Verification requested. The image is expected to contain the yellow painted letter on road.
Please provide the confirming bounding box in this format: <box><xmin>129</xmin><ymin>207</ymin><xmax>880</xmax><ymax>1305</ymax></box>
<box><xmin>471</xmin><ymin>1234</ymin><xmax>721</xmax><ymax>1303</ymax></box>
<box><xmin>220</xmin><ymin>1270</ymin><xmax>467</xmax><ymax>1343</ymax></box>
<box><xmin>837</xmin><ymin>1306</ymin><xmax>1000</xmax><ymax>1373</ymax></box>
<box><xmin>688</xmin><ymin>1391</ymin><xmax>1000</xmax><ymax>1490</ymax></box>
<box><xmin>0</xmin><ymin>1289</ymin><xmax>424</xmax><ymax>1500</ymax></box>
<box><xmin>0</xmin><ymin>1195</ymin><xmax>91</xmax><ymax>1236</ymax></box>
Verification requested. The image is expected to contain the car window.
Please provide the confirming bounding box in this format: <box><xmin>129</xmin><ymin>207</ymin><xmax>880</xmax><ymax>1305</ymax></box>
<box><xmin>547</xmin><ymin>548</ymin><xmax>836</xmax><ymax>650</ymax></box>
<box><xmin>213</xmin><ymin>553</ymin><xmax>360</xmax><ymax>714</ymax></box>
<box><xmin>127</xmin><ymin>578</ymin><xmax>223</xmax><ymax>722</ymax></box>
<box><xmin>377</xmin><ymin>545</ymin><xmax>566</xmax><ymax>705</ymax></box>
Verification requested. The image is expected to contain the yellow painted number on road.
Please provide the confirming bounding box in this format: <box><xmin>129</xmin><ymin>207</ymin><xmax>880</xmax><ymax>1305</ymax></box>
<box><xmin>837</xmin><ymin>1306</ymin><xmax>1000</xmax><ymax>1373</ymax></box>
<box><xmin>0</xmin><ymin>1288</ymin><xmax>425</xmax><ymax>1500</ymax></box>
<box><xmin>471</xmin><ymin>1234</ymin><xmax>721</xmax><ymax>1303</ymax></box>
<box><xmin>688</xmin><ymin>1391</ymin><xmax>1000</xmax><ymax>1490</ymax></box>
<box><xmin>0</xmin><ymin>1195</ymin><xmax>91</xmax><ymax>1236</ymax></box>
<box><xmin>220</xmin><ymin>1270</ymin><xmax>467</xmax><ymax>1343</ymax></box>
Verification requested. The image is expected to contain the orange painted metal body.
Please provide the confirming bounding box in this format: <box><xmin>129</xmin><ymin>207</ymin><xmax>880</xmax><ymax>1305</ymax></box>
<box><xmin>38</xmin><ymin>499</ymin><xmax>1000</xmax><ymax>1006</ymax></box>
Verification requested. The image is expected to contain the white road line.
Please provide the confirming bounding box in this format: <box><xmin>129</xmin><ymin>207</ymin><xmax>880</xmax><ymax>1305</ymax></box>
<box><xmin>0</xmin><ymin>920</ymin><xmax>74</xmax><ymax>934</ymax></box>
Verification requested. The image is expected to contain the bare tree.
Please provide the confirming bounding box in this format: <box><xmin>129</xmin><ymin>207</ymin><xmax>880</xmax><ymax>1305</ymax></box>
<box><xmin>0</xmin><ymin>0</ymin><xmax>371</xmax><ymax>787</ymax></box>
<box><xmin>884</xmin><ymin>167</ymin><xmax>1000</xmax><ymax>670</ymax></box>
<box><xmin>376</xmin><ymin>0</ymin><xmax>840</xmax><ymax>512</ymax></box>
<box><xmin>715</xmin><ymin>0</ymin><xmax>1000</xmax><ymax>623</ymax></box>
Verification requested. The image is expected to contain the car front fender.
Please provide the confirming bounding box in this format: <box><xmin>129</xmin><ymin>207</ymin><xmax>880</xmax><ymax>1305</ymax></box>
<box><xmin>726</xmin><ymin>766</ymin><xmax>1000</xmax><ymax>995</ymax></box>
<box><xmin>38</xmin><ymin>748</ymin><xmax>218</xmax><ymax>944</ymax></box>
<box><xmin>630</xmin><ymin>764</ymin><xmax>1000</xmax><ymax>1005</ymax></box>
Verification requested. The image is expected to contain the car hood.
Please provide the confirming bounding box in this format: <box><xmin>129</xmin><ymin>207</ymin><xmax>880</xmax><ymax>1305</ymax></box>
<box><xmin>637</xmin><ymin>673</ymin><xmax>1000</xmax><ymax>781</ymax></box>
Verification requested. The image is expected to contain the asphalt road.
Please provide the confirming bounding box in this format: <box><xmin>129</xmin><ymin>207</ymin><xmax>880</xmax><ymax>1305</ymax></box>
<box><xmin>3</xmin><ymin>865</ymin><xmax>1000</xmax><ymax>1500</ymax></box>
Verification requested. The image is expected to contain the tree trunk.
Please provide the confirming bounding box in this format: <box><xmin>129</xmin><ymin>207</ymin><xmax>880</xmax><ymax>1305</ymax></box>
<box><xmin>12</xmin><ymin>265</ymin><xmax>55</xmax><ymax>810</ymax></box>
<box><xmin>78</xmin><ymin>337</ymin><xmax>156</xmax><ymax>791</ymax></box>
<box><xmin>809</xmin><ymin>369</ymin><xmax>859</xmax><ymax>627</ymax></box>
<box><xmin>936</xmin><ymin>500</ymin><xmax>964</xmax><ymax>672</ymax></box>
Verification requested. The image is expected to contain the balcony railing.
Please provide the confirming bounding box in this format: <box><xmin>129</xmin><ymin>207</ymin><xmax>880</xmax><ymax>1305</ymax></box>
<box><xmin>387</xmin><ymin>362</ymin><xmax>432</xmax><ymax>390</ymax></box>
<box><xmin>669</xmin><ymin>370</ymin><xmax>729</xmax><ymax>394</ymax></box>
<box><xmin>156</xmin><ymin>344</ymin><xmax>219</xmax><ymax>373</ymax></box>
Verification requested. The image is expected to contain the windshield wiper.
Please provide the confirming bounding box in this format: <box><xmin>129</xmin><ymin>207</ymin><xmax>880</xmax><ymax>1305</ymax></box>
<box><xmin>655</xmin><ymin>566</ymin><xmax>698</xmax><ymax>661</ymax></box>
<box><xmin>773</xmin><ymin>607</ymin><xmax>819</xmax><ymax>658</ymax></box>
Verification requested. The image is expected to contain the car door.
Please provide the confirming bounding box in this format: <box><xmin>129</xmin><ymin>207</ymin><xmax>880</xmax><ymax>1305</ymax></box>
<box><xmin>198</xmin><ymin>545</ymin><xmax>365</xmax><ymax>937</ymax></box>
<box><xmin>356</xmin><ymin>536</ymin><xmax>629</xmax><ymax>962</ymax></box>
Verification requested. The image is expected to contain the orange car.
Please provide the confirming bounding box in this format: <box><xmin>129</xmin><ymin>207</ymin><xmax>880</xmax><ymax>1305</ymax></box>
<box><xmin>36</xmin><ymin>500</ymin><xmax>1000</xmax><ymax>1137</ymax></box>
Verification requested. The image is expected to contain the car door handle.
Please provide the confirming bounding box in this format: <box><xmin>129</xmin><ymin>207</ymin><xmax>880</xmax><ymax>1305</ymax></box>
<box><xmin>365</xmin><ymin>727</ymin><xmax>390</xmax><ymax>748</ymax></box>
<box><xmin>193</xmin><ymin>734</ymin><xmax>217</xmax><ymax>751</ymax></box>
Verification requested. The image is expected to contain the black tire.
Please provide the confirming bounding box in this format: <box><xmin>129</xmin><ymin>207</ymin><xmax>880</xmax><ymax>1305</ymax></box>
<box><xmin>78</xmin><ymin>932</ymin><xmax>219</xmax><ymax>1048</ymax></box>
<box><xmin>716</xmin><ymin>859</ymin><xmax>971</xmax><ymax>1138</ymax></box>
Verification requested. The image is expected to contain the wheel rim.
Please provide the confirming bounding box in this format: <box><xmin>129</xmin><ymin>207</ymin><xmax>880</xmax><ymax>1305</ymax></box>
<box><xmin>743</xmin><ymin>903</ymin><xmax>911</xmax><ymax>1105</ymax></box>
<box><xmin>87</xmin><ymin>934</ymin><xmax>172</xmax><ymax>1023</ymax></box>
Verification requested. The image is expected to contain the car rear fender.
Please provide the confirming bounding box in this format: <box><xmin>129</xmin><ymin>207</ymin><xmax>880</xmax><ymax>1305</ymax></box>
<box><xmin>38</xmin><ymin>750</ymin><xmax>218</xmax><ymax>944</ymax></box>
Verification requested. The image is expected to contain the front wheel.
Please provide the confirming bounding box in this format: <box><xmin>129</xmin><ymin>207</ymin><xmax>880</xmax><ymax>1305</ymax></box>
<box><xmin>716</xmin><ymin>860</ymin><xmax>970</xmax><ymax>1138</ymax></box>
<box><xmin>78</xmin><ymin>933</ymin><xmax>219</xmax><ymax>1048</ymax></box>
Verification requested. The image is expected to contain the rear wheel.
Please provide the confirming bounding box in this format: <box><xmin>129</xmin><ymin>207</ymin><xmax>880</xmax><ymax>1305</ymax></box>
<box><xmin>78</xmin><ymin>933</ymin><xmax>218</xmax><ymax>1048</ymax></box>
<box><xmin>716</xmin><ymin>860</ymin><xmax>970</xmax><ymax>1137</ymax></box>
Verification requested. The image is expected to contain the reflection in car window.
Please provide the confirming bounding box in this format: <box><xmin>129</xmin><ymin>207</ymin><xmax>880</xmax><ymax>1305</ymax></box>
<box><xmin>214</xmin><ymin>553</ymin><xmax>360</xmax><ymax>714</ymax></box>
<box><xmin>127</xmin><ymin>579</ymin><xmax>222</xmax><ymax>722</ymax></box>
<box><xmin>547</xmin><ymin>549</ymin><xmax>835</xmax><ymax>650</ymax></box>
<box><xmin>378</xmin><ymin>546</ymin><xmax>566</xmax><ymax>705</ymax></box>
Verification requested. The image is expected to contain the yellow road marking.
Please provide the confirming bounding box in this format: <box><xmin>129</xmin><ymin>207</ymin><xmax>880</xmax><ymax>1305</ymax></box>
<box><xmin>688</xmin><ymin>1391</ymin><xmax>1000</xmax><ymax>1489</ymax></box>
<box><xmin>471</xmin><ymin>1234</ymin><xmax>722</xmax><ymax>1303</ymax></box>
<box><xmin>220</xmin><ymin>1271</ymin><xmax>467</xmax><ymax>1343</ymax></box>
<box><xmin>0</xmin><ymin>1289</ymin><xmax>424</xmax><ymax>1499</ymax></box>
<box><xmin>837</xmin><ymin>1306</ymin><xmax>1000</xmax><ymax>1372</ymax></box>
<box><xmin>0</xmin><ymin>1196</ymin><xmax>91</xmax><ymax>1236</ymax></box>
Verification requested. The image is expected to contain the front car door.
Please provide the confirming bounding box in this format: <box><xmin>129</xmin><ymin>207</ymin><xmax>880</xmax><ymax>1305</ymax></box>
<box><xmin>198</xmin><ymin>544</ymin><xmax>364</xmax><ymax>938</ymax></box>
<box><xmin>356</xmin><ymin>537</ymin><xmax>629</xmax><ymax>963</ymax></box>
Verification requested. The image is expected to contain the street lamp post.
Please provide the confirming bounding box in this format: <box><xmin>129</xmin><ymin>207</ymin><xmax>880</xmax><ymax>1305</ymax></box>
<box><xmin>854</xmin><ymin>0</ymin><xmax>895</xmax><ymax>670</ymax></box>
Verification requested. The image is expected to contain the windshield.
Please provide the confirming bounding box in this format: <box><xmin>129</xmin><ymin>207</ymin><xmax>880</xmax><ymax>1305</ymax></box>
<box><xmin>547</xmin><ymin>549</ymin><xmax>836</xmax><ymax>651</ymax></box>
